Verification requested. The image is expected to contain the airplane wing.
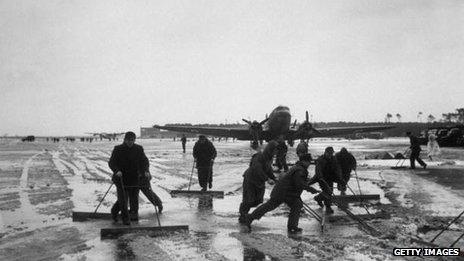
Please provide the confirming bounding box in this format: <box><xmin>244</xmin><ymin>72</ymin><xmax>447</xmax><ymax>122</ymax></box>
<box><xmin>289</xmin><ymin>125</ymin><xmax>395</xmax><ymax>140</ymax></box>
<box><xmin>153</xmin><ymin>125</ymin><xmax>258</xmax><ymax>140</ymax></box>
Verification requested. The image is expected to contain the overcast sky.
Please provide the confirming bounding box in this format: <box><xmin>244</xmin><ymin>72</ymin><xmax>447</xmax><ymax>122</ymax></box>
<box><xmin>1</xmin><ymin>0</ymin><xmax>463</xmax><ymax>136</ymax></box>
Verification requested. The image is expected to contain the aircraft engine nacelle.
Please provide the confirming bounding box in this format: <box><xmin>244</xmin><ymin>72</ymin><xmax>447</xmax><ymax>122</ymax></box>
<box><xmin>297</xmin><ymin>122</ymin><xmax>314</xmax><ymax>139</ymax></box>
<box><xmin>243</xmin><ymin>118</ymin><xmax>269</xmax><ymax>149</ymax></box>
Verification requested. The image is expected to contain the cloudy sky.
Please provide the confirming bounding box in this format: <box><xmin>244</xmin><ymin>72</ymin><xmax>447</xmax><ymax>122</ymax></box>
<box><xmin>1</xmin><ymin>0</ymin><xmax>463</xmax><ymax>136</ymax></box>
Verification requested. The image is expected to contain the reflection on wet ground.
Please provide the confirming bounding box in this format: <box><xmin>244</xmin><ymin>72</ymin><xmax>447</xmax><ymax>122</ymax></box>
<box><xmin>1</xmin><ymin>138</ymin><xmax>464</xmax><ymax>260</ymax></box>
<box><xmin>115</xmin><ymin>237</ymin><xmax>136</xmax><ymax>260</ymax></box>
<box><xmin>243</xmin><ymin>247</ymin><xmax>274</xmax><ymax>261</ymax></box>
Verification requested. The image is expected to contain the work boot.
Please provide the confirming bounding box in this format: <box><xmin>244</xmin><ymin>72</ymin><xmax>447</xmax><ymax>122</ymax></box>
<box><xmin>325</xmin><ymin>207</ymin><xmax>334</xmax><ymax>215</ymax></box>
<box><xmin>242</xmin><ymin>214</ymin><xmax>253</xmax><ymax>231</ymax></box>
<box><xmin>208</xmin><ymin>182</ymin><xmax>212</xmax><ymax>189</ymax></box>
<box><xmin>111</xmin><ymin>210</ymin><xmax>118</xmax><ymax>223</ymax></box>
<box><xmin>288</xmin><ymin>227</ymin><xmax>303</xmax><ymax>234</ymax></box>
<box><xmin>130</xmin><ymin>213</ymin><xmax>139</xmax><ymax>221</ymax></box>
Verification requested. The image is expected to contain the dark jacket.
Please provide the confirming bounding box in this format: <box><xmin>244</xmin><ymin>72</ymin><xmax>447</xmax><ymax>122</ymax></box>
<box><xmin>296</xmin><ymin>141</ymin><xmax>308</xmax><ymax>156</ymax></box>
<box><xmin>409</xmin><ymin>135</ymin><xmax>422</xmax><ymax>152</ymax></box>
<box><xmin>276</xmin><ymin>141</ymin><xmax>288</xmax><ymax>157</ymax></box>
<box><xmin>109</xmin><ymin>143</ymin><xmax>149</xmax><ymax>186</ymax></box>
<box><xmin>193</xmin><ymin>139</ymin><xmax>217</xmax><ymax>167</ymax></box>
<box><xmin>181</xmin><ymin>136</ymin><xmax>187</xmax><ymax>143</ymax></box>
<box><xmin>270</xmin><ymin>161</ymin><xmax>310</xmax><ymax>201</ymax></box>
<box><xmin>335</xmin><ymin>151</ymin><xmax>356</xmax><ymax>175</ymax></box>
<box><xmin>243</xmin><ymin>151</ymin><xmax>276</xmax><ymax>188</ymax></box>
<box><xmin>310</xmin><ymin>155</ymin><xmax>342</xmax><ymax>184</ymax></box>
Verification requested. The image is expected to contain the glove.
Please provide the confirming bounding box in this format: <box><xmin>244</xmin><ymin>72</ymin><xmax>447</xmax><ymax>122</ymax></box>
<box><xmin>306</xmin><ymin>186</ymin><xmax>320</xmax><ymax>194</ymax></box>
<box><xmin>267</xmin><ymin>179</ymin><xmax>275</xmax><ymax>185</ymax></box>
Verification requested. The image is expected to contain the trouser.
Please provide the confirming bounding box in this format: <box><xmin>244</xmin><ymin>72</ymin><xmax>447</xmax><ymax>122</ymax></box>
<box><xmin>410</xmin><ymin>150</ymin><xmax>426</xmax><ymax>169</ymax></box>
<box><xmin>111</xmin><ymin>184</ymin><xmax>139</xmax><ymax>222</ymax></box>
<box><xmin>239</xmin><ymin>178</ymin><xmax>265</xmax><ymax>218</ymax></box>
<box><xmin>276</xmin><ymin>155</ymin><xmax>288</xmax><ymax>171</ymax></box>
<box><xmin>337</xmin><ymin>171</ymin><xmax>351</xmax><ymax>192</ymax></box>
<box><xmin>249</xmin><ymin>197</ymin><xmax>303</xmax><ymax>229</ymax></box>
<box><xmin>139</xmin><ymin>180</ymin><xmax>163</xmax><ymax>208</ymax></box>
<box><xmin>314</xmin><ymin>179</ymin><xmax>333</xmax><ymax>208</ymax></box>
<box><xmin>182</xmin><ymin>143</ymin><xmax>186</xmax><ymax>153</ymax></box>
<box><xmin>197</xmin><ymin>166</ymin><xmax>212</xmax><ymax>189</ymax></box>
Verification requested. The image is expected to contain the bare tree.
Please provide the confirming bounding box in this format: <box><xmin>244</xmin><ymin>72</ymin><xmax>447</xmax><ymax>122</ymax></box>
<box><xmin>385</xmin><ymin>113</ymin><xmax>393</xmax><ymax>123</ymax></box>
<box><xmin>417</xmin><ymin>112</ymin><xmax>423</xmax><ymax>122</ymax></box>
<box><xmin>427</xmin><ymin>114</ymin><xmax>435</xmax><ymax>123</ymax></box>
<box><xmin>456</xmin><ymin>108</ymin><xmax>464</xmax><ymax>123</ymax></box>
<box><xmin>442</xmin><ymin>113</ymin><xmax>452</xmax><ymax>123</ymax></box>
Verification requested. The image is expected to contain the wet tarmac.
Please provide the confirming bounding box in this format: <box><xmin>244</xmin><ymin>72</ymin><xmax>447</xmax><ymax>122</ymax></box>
<box><xmin>0</xmin><ymin>138</ymin><xmax>463</xmax><ymax>260</ymax></box>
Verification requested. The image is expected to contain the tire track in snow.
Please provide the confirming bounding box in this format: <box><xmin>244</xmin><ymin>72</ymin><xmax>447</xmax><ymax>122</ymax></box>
<box><xmin>18</xmin><ymin>153</ymin><xmax>41</xmax><ymax>219</ymax></box>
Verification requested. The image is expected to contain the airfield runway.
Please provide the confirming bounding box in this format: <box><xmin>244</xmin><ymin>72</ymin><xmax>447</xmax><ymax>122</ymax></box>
<box><xmin>0</xmin><ymin>138</ymin><xmax>463</xmax><ymax>260</ymax></box>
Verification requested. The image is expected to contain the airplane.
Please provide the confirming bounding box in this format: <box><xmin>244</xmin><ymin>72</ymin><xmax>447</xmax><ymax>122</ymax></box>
<box><xmin>0</xmin><ymin>135</ymin><xmax>96</xmax><ymax>143</ymax></box>
<box><xmin>153</xmin><ymin>105</ymin><xmax>395</xmax><ymax>148</ymax></box>
<box><xmin>86</xmin><ymin>132</ymin><xmax>125</xmax><ymax>141</ymax></box>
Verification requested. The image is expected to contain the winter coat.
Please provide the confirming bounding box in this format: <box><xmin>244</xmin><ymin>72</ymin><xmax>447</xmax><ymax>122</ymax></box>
<box><xmin>409</xmin><ymin>135</ymin><xmax>422</xmax><ymax>152</ymax></box>
<box><xmin>243</xmin><ymin>152</ymin><xmax>276</xmax><ymax>189</ymax></box>
<box><xmin>296</xmin><ymin>141</ymin><xmax>308</xmax><ymax>156</ymax></box>
<box><xmin>276</xmin><ymin>141</ymin><xmax>288</xmax><ymax>157</ymax></box>
<box><xmin>109</xmin><ymin>143</ymin><xmax>149</xmax><ymax>186</ymax></box>
<box><xmin>270</xmin><ymin>162</ymin><xmax>310</xmax><ymax>201</ymax></box>
<box><xmin>193</xmin><ymin>140</ymin><xmax>217</xmax><ymax>167</ymax></box>
<box><xmin>335</xmin><ymin>151</ymin><xmax>357</xmax><ymax>175</ymax></box>
<box><xmin>427</xmin><ymin>140</ymin><xmax>441</xmax><ymax>156</ymax></box>
<box><xmin>312</xmin><ymin>155</ymin><xmax>342</xmax><ymax>184</ymax></box>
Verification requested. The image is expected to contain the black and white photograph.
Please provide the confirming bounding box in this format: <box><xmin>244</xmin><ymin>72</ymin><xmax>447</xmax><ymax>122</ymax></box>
<box><xmin>1</xmin><ymin>1</ymin><xmax>463</xmax><ymax>260</ymax></box>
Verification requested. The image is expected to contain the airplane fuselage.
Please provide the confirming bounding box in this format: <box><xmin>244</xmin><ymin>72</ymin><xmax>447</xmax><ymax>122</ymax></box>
<box><xmin>265</xmin><ymin>106</ymin><xmax>291</xmax><ymax>139</ymax></box>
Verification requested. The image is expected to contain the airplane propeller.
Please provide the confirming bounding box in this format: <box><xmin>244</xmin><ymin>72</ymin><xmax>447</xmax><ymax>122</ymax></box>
<box><xmin>294</xmin><ymin>111</ymin><xmax>320</xmax><ymax>141</ymax></box>
<box><xmin>242</xmin><ymin>117</ymin><xmax>269</xmax><ymax>149</ymax></box>
<box><xmin>292</xmin><ymin>119</ymin><xmax>297</xmax><ymax>129</ymax></box>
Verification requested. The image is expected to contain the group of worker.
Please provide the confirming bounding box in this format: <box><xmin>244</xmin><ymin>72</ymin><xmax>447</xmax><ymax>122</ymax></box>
<box><xmin>107</xmin><ymin>131</ymin><xmax>358</xmax><ymax>233</ymax></box>
<box><xmin>108</xmin><ymin>132</ymin><xmax>217</xmax><ymax>225</ymax></box>
<box><xmin>238</xmin><ymin>140</ymin><xmax>357</xmax><ymax>232</ymax></box>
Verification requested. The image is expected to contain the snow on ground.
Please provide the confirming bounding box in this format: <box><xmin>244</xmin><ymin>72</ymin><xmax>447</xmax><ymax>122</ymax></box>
<box><xmin>0</xmin><ymin>138</ymin><xmax>463</xmax><ymax>260</ymax></box>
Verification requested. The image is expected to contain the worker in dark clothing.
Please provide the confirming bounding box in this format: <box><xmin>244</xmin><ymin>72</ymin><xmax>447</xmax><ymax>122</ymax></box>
<box><xmin>193</xmin><ymin>135</ymin><xmax>217</xmax><ymax>191</ymax></box>
<box><xmin>275</xmin><ymin>136</ymin><xmax>288</xmax><ymax>172</ymax></box>
<box><xmin>238</xmin><ymin>141</ymin><xmax>278</xmax><ymax>223</ymax></box>
<box><xmin>406</xmin><ymin>132</ymin><xmax>427</xmax><ymax>169</ymax></box>
<box><xmin>335</xmin><ymin>147</ymin><xmax>357</xmax><ymax>195</ymax></box>
<box><xmin>243</xmin><ymin>154</ymin><xmax>319</xmax><ymax>232</ymax></box>
<box><xmin>139</xmin><ymin>173</ymin><xmax>163</xmax><ymax>213</ymax></box>
<box><xmin>310</xmin><ymin>146</ymin><xmax>342</xmax><ymax>214</ymax></box>
<box><xmin>296</xmin><ymin>139</ymin><xmax>309</xmax><ymax>160</ymax></box>
<box><xmin>181</xmin><ymin>134</ymin><xmax>187</xmax><ymax>153</ymax></box>
<box><xmin>109</xmin><ymin>132</ymin><xmax>149</xmax><ymax>225</ymax></box>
